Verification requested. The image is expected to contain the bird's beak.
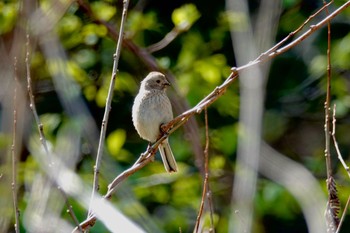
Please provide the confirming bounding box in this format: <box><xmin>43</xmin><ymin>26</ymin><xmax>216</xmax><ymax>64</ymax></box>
<box><xmin>164</xmin><ymin>79</ymin><xmax>171</xmax><ymax>86</ymax></box>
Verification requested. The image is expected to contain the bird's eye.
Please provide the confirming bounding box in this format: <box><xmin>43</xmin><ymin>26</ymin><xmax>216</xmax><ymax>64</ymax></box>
<box><xmin>156</xmin><ymin>80</ymin><xmax>161</xmax><ymax>83</ymax></box>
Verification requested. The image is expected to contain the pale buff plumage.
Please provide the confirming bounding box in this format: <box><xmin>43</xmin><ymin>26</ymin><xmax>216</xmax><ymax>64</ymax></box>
<box><xmin>132</xmin><ymin>71</ymin><xmax>178</xmax><ymax>173</ymax></box>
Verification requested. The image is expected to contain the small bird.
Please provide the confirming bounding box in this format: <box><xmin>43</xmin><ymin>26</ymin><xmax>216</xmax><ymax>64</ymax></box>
<box><xmin>132</xmin><ymin>71</ymin><xmax>178</xmax><ymax>173</ymax></box>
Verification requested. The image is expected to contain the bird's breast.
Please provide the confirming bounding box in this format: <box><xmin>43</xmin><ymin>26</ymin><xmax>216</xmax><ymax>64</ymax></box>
<box><xmin>132</xmin><ymin>91</ymin><xmax>173</xmax><ymax>142</ymax></box>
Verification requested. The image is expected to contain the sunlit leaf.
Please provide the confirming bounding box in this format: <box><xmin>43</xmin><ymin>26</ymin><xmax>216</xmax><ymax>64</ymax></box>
<box><xmin>66</xmin><ymin>60</ymin><xmax>90</xmax><ymax>84</ymax></box>
<box><xmin>172</xmin><ymin>4</ymin><xmax>200</xmax><ymax>31</ymax></box>
<box><xmin>72</xmin><ymin>49</ymin><xmax>97</xmax><ymax>69</ymax></box>
<box><xmin>0</xmin><ymin>2</ymin><xmax>18</xmax><ymax>34</ymax></box>
<box><xmin>84</xmin><ymin>85</ymin><xmax>97</xmax><ymax>101</ymax></box>
<box><xmin>127</xmin><ymin>11</ymin><xmax>159</xmax><ymax>34</ymax></box>
<box><xmin>115</xmin><ymin>72</ymin><xmax>138</xmax><ymax>93</ymax></box>
<box><xmin>82</xmin><ymin>24</ymin><xmax>107</xmax><ymax>45</ymax></box>
<box><xmin>107</xmin><ymin>129</ymin><xmax>126</xmax><ymax>157</ymax></box>
<box><xmin>91</xmin><ymin>2</ymin><xmax>116</xmax><ymax>21</ymax></box>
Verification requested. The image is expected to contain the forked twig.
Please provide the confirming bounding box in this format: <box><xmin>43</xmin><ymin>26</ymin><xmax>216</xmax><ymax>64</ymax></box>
<box><xmin>254</xmin><ymin>0</ymin><xmax>333</xmax><ymax>63</ymax></box>
<box><xmin>323</xmin><ymin>1</ymin><xmax>341</xmax><ymax>231</ymax></box>
<box><xmin>237</xmin><ymin>0</ymin><xmax>349</xmax><ymax>70</ymax></box>
<box><xmin>331</xmin><ymin>105</ymin><xmax>350</xmax><ymax>178</ymax></box>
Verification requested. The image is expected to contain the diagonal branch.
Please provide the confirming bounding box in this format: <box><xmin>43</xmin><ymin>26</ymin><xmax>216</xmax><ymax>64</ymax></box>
<box><xmin>237</xmin><ymin>0</ymin><xmax>349</xmax><ymax>70</ymax></box>
<box><xmin>336</xmin><ymin>195</ymin><xmax>350</xmax><ymax>233</ymax></box>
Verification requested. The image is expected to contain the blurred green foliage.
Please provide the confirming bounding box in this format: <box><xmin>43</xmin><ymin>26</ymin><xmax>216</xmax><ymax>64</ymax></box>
<box><xmin>1</xmin><ymin>0</ymin><xmax>350</xmax><ymax>232</ymax></box>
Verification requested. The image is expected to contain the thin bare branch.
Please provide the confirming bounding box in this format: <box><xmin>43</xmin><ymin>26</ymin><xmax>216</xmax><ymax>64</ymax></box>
<box><xmin>147</xmin><ymin>27</ymin><xmax>181</xmax><ymax>53</ymax></box>
<box><xmin>324</xmin><ymin>0</ymin><xmax>333</xmax><ymax>180</ymax></box>
<box><xmin>204</xmin><ymin>108</ymin><xmax>215</xmax><ymax>232</ymax></box>
<box><xmin>26</xmin><ymin>35</ymin><xmax>50</xmax><ymax>158</ymax></box>
<box><xmin>194</xmin><ymin>173</ymin><xmax>209</xmax><ymax>233</ymax></box>
<box><xmin>322</xmin><ymin>2</ymin><xmax>340</xmax><ymax>232</ymax></box>
<box><xmin>12</xmin><ymin>57</ymin><xmax>20</xmax><ymax>233</ymax></box>
<box><xmin>331</xmin><ymin>104</ymin><xmax>350</xmax><ymax>178</ymax></box>
<box><xmin>57</xmin><ymin>186</ymin><xmax>83</xmax><ymax>233</ymax></box>
<box><xmin>194</xmin><ymin>108</ymin><xmax>213</xmax><ymax>233</ymax></box>
<box><xmin>336</xmin><ymin>194</ymin><xmax>350</xmax><ymax>233</ymax></box>
<box><xmin>26</xmin><ymin>33</ymin><xmax>81</xmax><ymax>230</ymax></box>
<box><xmin>238</xmin><ymin>0</ymin><xmax>350</xmax><ymax>70</ymax></box>
<box><xmin>254</xmin><ymin>0</ymin><xmax>333</xmax><ymax>63</ymax></box>
<box><xmin>87</xmin><ymin>0</ymin><xmax>130</xmax><ymax>219</ymax></box>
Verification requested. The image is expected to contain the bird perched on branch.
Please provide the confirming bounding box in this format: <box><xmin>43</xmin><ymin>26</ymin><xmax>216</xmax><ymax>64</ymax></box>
<box><xmin>132</xmin><ymin>71</ymin><xmax>178</xmax><ymax>173</ymax></box>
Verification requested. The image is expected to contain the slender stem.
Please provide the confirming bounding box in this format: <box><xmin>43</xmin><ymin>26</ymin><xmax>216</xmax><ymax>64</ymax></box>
<box><xmin>236</xmin><ymin>0</ymin><xmax>350</xmax><ymax>71</ymax></box>
<box><xmin>194</xmin><ymin>108</ymin><xmax>210</xmax><ymax>233</ymax></box>
<box><xmin>26</xmin><ymin>35</ymin><xmax>50</xmax><ymax>157</ymax></box>
<box><xmin>12</xmin><ymin>57</ymin><xmax>20</xmax><ymax>233</ymax></box>
<box><xmin>336</xmin><ymin>194</ymin><xmax>350</xmax><ymax>233</ymax></box>
<box><xmin>58</xmin><ymin>187</ymin><xmax>83</xmax><ymax>233</ymax></box>
<box><xmin>331</xmin><ymin>105</ymin><xmax>350</xmax><ymax>178</ymax></box>
<box><xmin>87</xmin><ymin>0</ymin><xmax>130</xmax><ymax>217</ymax></box>
<box><xmin>147</xmin><ymin>27</ymin><xmax>181</xmax><ymax>53</ymax></box>
<box><xmin>324</xmin><ymin>0</ymin><xmax>333</xmax><ymax>180</ymax></box>
<box><xmin>26</xmin><ymin>33</ymin><xmax>81</xmax><ymax>230</ymax></box>
<box><xmin>254</xmin><ymin>0</ymin><xmax>333</xmax><ymax>63</ymax></box>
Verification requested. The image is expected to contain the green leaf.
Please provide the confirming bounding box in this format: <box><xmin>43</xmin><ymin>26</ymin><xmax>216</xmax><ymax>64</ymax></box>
<box><xmin>91</xmin><ymin>2</ymin><xmax>116</xmax><ymax>21</ymax></box>
<box><xmin>107</xmin><ymin>129</ymin><xmax>126</xmax><ymax>157</ymax></box>
<box><xmin>172</xmin><ymin>4</ymin><xmax>200</xmax><ymax>31</ymax></box>
<box><xmin>0</xmin><ymin>2</ymin><xmax>18</xmax><ymax>34</ymax></box>
<box><xmin>194</xmin><ymin>54</ymin><xmax>228</xmax><ymax>85</ymax></box>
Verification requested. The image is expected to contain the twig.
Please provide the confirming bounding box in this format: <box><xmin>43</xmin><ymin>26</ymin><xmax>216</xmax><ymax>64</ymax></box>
<box><xmin>26</xmin><ymin>35</ymin><xmax>50</xmax><ymax>158</ymax></box>
<box><xmin>254</xmin><ymin>0</ymin><xmax>333</xmax><ymax>63</ymax></box>
<box><xmin>324</xmin><ymin>0</ymin><xmax>333</xmax><ymax>180</ymax></box>
<box><xmin>237</xmin><ymin>0</ymin><xmax>349</xmax><ymax>70</ymax></box>
<box><xmin>147</xmin><ymin>27</ymin><xmax>182</xmax><ymax>53</ymax></box>
<box><xmin>206</xmin><ymin>113</ymin><xmax>215</xmax><ymax>233</ymax></box>
<box><xmin>194</xmin><ymin>108</ymin><xmax>215</xmax><ymax>233</ymax></box>
<box><xmin>204</xmin><ymin>109</ymin><xmax>215</xmax><ymax>232</ymax></box>
<box><xmin>194</xmin><ymin>173</ymin><xmax>209</xmax><ymax>233</ymax></box>
<box><xmin>331</xmin><ymin>104</ymin><xmax>350</xmax><ymax>178</ymax></box>
<box><xmin>87</xmin><ymin>0</ymin><xmax>130</xmax><ymax>218</ymax></box>
<box><xmin>73</xmin><ymin>1</ymin><xmax>350</xmax><ymax>230</ymax></box>
<box><xmin>322</xmin><ymin>1</ymin><xmax>341</xmax><ymax>232</ymax></box>
<box><xmin>57</xmin><ymin>187</ymin><xmax>83</xmax><ymax>233</ymax></box>
<box><xmin>12</xmin><ymin>57</ymin><xmax>20</xmax><ymax>233</ymax></box>
<box><xmin>336</xmin><ymin>194</ymin><xmax>350</xmax><ymax>233</ymax></box>
<box><xmin>26</xmin><ymin>33</ymin><xmax>81</xmax><ymax>231</ymax></box>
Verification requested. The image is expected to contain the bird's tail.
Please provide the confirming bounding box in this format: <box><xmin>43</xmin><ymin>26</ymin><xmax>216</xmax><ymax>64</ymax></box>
<box><xmin>159</xmin><ymin>139</ymin><xmax>178</xmax><ymax>173</ymax></box>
